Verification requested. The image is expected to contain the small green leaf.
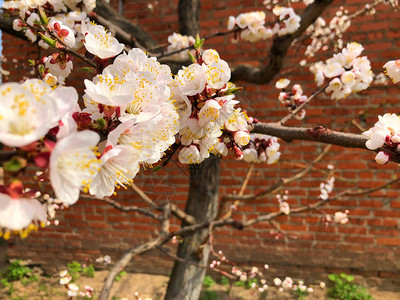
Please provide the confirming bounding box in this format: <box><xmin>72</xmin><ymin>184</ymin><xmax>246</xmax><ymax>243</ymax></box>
<box><xmin>28</xmin><ymin>60</ymin><xmax>36</xmax><ymax>66</ymax></box>
<box><xmin>328</xmin><ymin>274</ymin><xmax>337</xmax><ymax>281</ymax></box>
<box><xmin>224</xmin><ymin>86</ymin><xmax>243</xmax><ymax>95</ymax></box>
<box><xmin>3</xmin><ymin>156</ymin><xmax>26</xmax><ymax>172</ymax></box>
<box><xmin>194</xmin><ymin>34</ymin><xmax>205</xmax><ymax>50</ymax></box>
<box><xmin>94</xmin><ymin>118</ymin><xmax>106</xmax><ymax>130</ymax></box>
<box><xmin>39</xmin><ymin>33</ymin><xmax>56</xmax><ymax>47</ymax></box>
<box><xmin>202</xmin><ymin>276</ymin><xmax>215</xmax><ymax>288</ymax></box>
<box><xmin>38</xmin><ymin>65</ymin><xmax>45</xmax><ymax>76</ymax></box>
<box><xmin>38</xmin><ymin>7</ymin><xmax>49</xmax><ymax>26</ymax></box>
<box><xmin>152</xmin><ymin>165</ymin><xmax>162</xmax><ymax>172</ymax></box>
<box><xmin>81</xmin><ymin>67</ymin><xmax>96</xmax><ymax>73</ymax></box>
<box><xmin>188</xmin><ymin>51</ymin><xmax>196</xmax><ymax>63</ymax></box>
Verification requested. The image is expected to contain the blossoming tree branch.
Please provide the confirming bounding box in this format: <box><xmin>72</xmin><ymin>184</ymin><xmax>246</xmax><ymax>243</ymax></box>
<box><xmin>0</xmin><ymin>0</ymin><xmax>400</xmax><ymax>299</ymax></box>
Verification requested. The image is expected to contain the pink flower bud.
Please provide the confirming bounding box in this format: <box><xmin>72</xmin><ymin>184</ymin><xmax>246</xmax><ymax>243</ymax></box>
<box><xmin>375</xmin><ymin>151</ymin><xmax>389</xmax><ymax>164</ymax></box>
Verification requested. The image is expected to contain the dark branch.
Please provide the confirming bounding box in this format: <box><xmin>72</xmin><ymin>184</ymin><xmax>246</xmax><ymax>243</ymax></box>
<box><xmin>251</xmin><ymin>122</ymin><xmax>400</xmax><ymax>164</ymax></box>
<box><xmin>0</xmin><ymin>10</ymin><xmax>26</xmax><ymax>40</ymax></box>
<box><xmin>231</xmin><ymin>0</ymin><xmax>334</xmax><ymax>84</ymax></box>
<box><xmin>0</xmin><ymin>150</ymin><xmax>17</xmax><ymax>163</ymax></box>
<box><xmin>252</xmin><ymin>122</ymin><xmax>368</xmax><ymax>149</ymax></box>
<box><xmin>93</xmin><ymin>0</ymin><xmax>158</xmax><ymax>50</ymax></box>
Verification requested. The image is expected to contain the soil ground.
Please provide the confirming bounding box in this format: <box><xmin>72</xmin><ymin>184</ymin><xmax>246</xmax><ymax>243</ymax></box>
<box><xmin>0</xmin><ymin>269</ymin><xmax>399</xmax><ymax>300</ymax></box>
<box><xmin>0</xmin><ymin>244</ymin><xmax>399</xmax><ymax>300</ymax></box>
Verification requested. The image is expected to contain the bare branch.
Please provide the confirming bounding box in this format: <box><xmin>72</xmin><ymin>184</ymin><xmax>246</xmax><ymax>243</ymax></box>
<box><xmin>170</xmin><ymin>203</ymin><xmax>196</xmax><ymax>225</ymax></box>
<box><xmin>131</xmin><ymin>182</ymin><xmax>195</xmax><ymax>224</ymax></box>
<box><xmin>0</xmin><ymin>150</ymin><xmax>17</xmax><ymax>163</ymax></box>
<box><xmin>244</xmin><ymin>175</ymin><xmax>400</xmax><ymax>227</ymax></box>
<box><xmin>99</xmin><ymin>237</ymin><xmax>164</xmax><ymax>300</ymax></box>
<box><xmin>217</xmin><ymin>163</ymin><xmax>254</xmax><ymax>219</ymax></box>
<box><xmin>80</xmin><ymin>194</ymin><xmax>161</xmax><ymax>220</ymax></box>
<box><xmin>131</xmin><ymin>182</ymin><xmax>158</xmax><ymax>208</ymax></box>
<box><xmin>93</xmin><ymin>0</ymin><xmax>158</xmax><ymax>50</ymax></box>
<box><xmin>252</xmin><ymin>122</ymin><xmax>400</xmax><ymax>163</ymax></box>
<box><xmin>0</xmin><ymin>10</ymin><xmax>26</xmax><ymax>40</ymax></box>
<box><xmin>252</xmin><ymin>122</ymin><xmax>368</xmax><ymax>149</ymax></box>
<box><xmin>223</xmin><ymin>145</ymin><xmax>332</xmax><ymax>201</ymax></box>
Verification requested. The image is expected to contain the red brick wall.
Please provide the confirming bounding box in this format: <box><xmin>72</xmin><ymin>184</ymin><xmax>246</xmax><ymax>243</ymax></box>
<box><xmin>3</xmin><ymin>0</ymin><xmax>400</xmax><ymax>284</ymax></box>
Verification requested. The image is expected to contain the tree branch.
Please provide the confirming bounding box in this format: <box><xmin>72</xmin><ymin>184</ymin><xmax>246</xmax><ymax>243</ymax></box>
<box><xmin>98</xmin><ymin>236</ymin><xmax>164</xmax><ymax>300</ymax></box>
<box><xmin>80</xmin><ymin>194</ymin><xmax>161</xmax><ymax>220</ymax></box>
<box><xmin>92</xmin><ymin>0</ymin><xmax>158</xmax><ymax>50</ymax></box>
<box><xmin>0</xmin><ymin>150</ymin><xmax>17</xmax><ymax>163</ymax></box>
<box><xmin>231</xmin><ymin>0</ymin><xmax>334</xmax><ymax>84</ymax></box>
<box><xmin>252</xmin><ymin>122</ymin><xmax>368</xmax><ymax>149</ymax></box>
<box><xmin>131</xmin><ymin>183</ymin><xmax>195</xmax><ymax>225</ymax></box>
<box><xmin>223</xmin><ymin>145</ymin><xmax>332</xmax><ymax>201</ymax></box>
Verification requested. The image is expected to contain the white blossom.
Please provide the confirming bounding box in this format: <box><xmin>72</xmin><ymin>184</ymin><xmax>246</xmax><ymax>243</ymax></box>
<box><xmin>49</xmin><ymin>130</ymin><xmax>100</xmax><ymax>205</ymax></box>
<box><xmin>83</xmin><ymin>22</ymin><xmax>124</xmax><ymax>59</ymax></box>
<box><xmin>383</xmin><ymin>59</ymin><xmax>400</xmax><ymax>83</ymax></box>
<box><xmin>0</xmin><ymin>193</ymin><xmax>47</xmax><ymax>231</ymax></box>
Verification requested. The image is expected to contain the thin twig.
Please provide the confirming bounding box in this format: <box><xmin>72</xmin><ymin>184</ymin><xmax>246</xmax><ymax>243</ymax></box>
<box><xmin>131</xmin><ymin>183</ymin><xmax>195</xmax><ymax>224</ymax></box>
<box><xmin>279</xmin><ymin>161</ymin><xmax>356</xmax><ymax>183</ymax></box>
<box><xmin>80</xmin><ymin>194</ymin><xmax>161</xmax><ymax>220</ymax></box>
<box><xmin>99</xmin><ymin>237</ymin><xmax>164</xmax><ymax>300</ymax></box>
<box><xmin>244</xmin><ymin>176</ymin><xmax>400</xmax><ymax>227</ymax></box>
<box><xmin>278</xmin><ymin>81</ymin><xmax>329</xmax><ymax>125</ymax></box>
<box><xmin>223</xmin><ymin>145</ymin><xmax>332</xmax><ymax>201</ymax></box>
<box><xmin>218</xmin><ymin>164</ymin><xmax>254</xmax><ymax>219</ymax></box>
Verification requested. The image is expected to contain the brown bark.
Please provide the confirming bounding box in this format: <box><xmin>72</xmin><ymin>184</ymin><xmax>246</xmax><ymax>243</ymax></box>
<box><xmin>178</xmin><ymin>0</ymin><xmax>201</xmax><ymax>36</ymax></box>
<box><xmin>93</xmin><ymin>0</ymin><xmax>158</xmax><ymax>49</ymax></box>
<box><xmin>164</xmin><ymin>155</ymin><xmax>221</xmax><ymax>300</ymax></box>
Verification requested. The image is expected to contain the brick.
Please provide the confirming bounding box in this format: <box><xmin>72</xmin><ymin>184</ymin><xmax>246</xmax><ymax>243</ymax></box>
<box><xmin>377</xmin><ymin>238</ymin><xmax>400</xmax><ymax>246</ymax></box>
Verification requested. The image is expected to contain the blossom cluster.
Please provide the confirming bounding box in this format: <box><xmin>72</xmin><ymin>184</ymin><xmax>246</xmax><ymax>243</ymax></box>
<box><xmin>322</xmin><ymin>210</ymin><xmax>349</xmax><ymax>226</ymax></box>
<box><xmin>4</xmin><ymin>0</ymin><xmax>96</xmax><ymax>19</ymax></box>
<box><xmin>7</xmin><ymin>0</ymin><xmax>126</xmax><ymax>86</ymax></box>
<box><xmin>277</xmin><ymin>191</ymin><xmax>290</xmax><ymax>215</ymax></box>
<box><xmin>264</xmin><ymin>0</ymin><xmax>314</xmax><ymax>7</ymax></box>
<box><xmin>274</xmin><ymin>277</ymin><xmax>314</xmax><ymax>294</ymax></box>
<box><xmin>0</xmin><ymin>25</ymin><xmax>180</xmax><ymax>235</ymax></box>
<box><xmin>333</xmin><ymin>211</ymin><xmax>349</xmax><ymax>224</ymax></box>
<box><xmin>231</xmin><ymin>264</ymin><xmax>270</xmax><ymax>293</ymax></box>
<box><xmin>173</xmin><ymin>49</ymin><xmax>253</xmax><ymax>164</ymax></box>
<box><xmin>59</xmin><ymin>270</ymin><xmax>94</xmax><ymax>298</ymax></box>
<box><xmin>319</xmin><ymin>168</ymin><xmax>335</xmax><ymax>200</ymax></box>
<box><xmin>9</xmin><ymin>5</ymin><xmax>91</xmax><ymax>50</ymax></box>
<box><xmin>304</xmin><ymin>4</ymin><xmax>381</xmax><ymax>59</ymax></box>
<box><xmin>276</xmin><ymin>79</ymin><xmax>307</xmax><ymax>120</ymax></box>
<box><xmin>310</xmin><ymin>42</ymin><xmax>373</xmax><ymax>100</ymax></box>
<box><xmin>227</xmin><ymin>6</ymin><xmax>301</xmax><ymax>43</ymax></box>
<box><xmin>81</xmin><ymin>47</ymin><xmax>179</xmax><ymax>197</ymax></box>
<box><xmin>96</xmin><ymin>255</ymin><xmax>112</xmax><ymax>265</ymax></box>
<box><xmin>242</xmin><ymin>134</ymin><xmax>281</xmax><ymax>164</ymax></box>
<box><xmin>0</xmin><ymin>16</ymin><xmax>267</xmax><ymax>235</ymax></box>
<box><xmin>304</xmin><ymin>10</ymin><xmax>350</xmax><ymax>57</ymax></box>
<box><xmin>362</xmin><ymin>113</ymin><xmax>400</xmax><ymax>164</ymax></box>
<box><xmin>166</xmin><ymin>32</ymin><xmax>195</xmax><ymax>59</ymax></box>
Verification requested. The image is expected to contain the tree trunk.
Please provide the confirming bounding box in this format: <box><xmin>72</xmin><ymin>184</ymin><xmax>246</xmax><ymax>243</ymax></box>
<box><xmin>178</xmin><ymin>0</ymin><xmax>200</xmax><ymax>36</ymax></box>
<box><xmin>164</xmin><ymin>155</ymin><xmax>220</xmax><ymax>300</ymax></box>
